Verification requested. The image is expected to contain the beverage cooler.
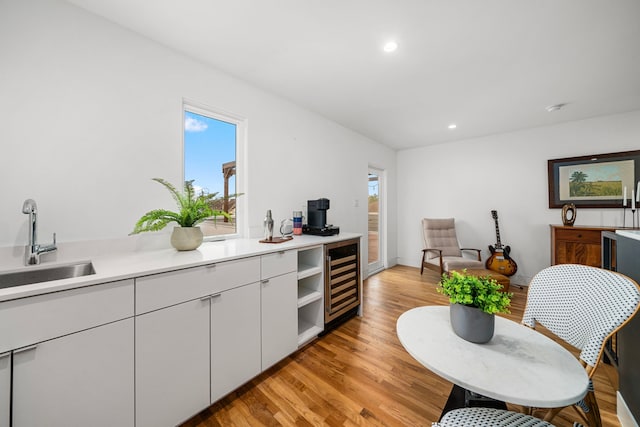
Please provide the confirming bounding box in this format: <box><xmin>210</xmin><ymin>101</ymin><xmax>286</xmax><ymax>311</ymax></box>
<box><xmin>602</xmin><ymin>230</ymin><xmax>640</xmax><ymax>423</ymax></box>
<box><xmin>324</xmin><ymin>238</ymin><xmax>361</xmax><ymax>329</ymax></box>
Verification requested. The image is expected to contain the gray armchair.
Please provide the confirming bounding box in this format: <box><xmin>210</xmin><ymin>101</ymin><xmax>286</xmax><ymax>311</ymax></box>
<box><xmin>420</xmin><ymin>218</ymin><xmax>483</xmax><ymax>275</ymax></box>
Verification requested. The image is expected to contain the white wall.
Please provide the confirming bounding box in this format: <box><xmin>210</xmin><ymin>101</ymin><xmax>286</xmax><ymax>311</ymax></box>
<box><xmin>0</xmin><ymin>0</ymin><xmax>397</xmax><ymax>272</ymax></box>
<box><xmin>397</xmin><ymin>110</ymin><xmax>640</xmax><ymax>285</ymax></box>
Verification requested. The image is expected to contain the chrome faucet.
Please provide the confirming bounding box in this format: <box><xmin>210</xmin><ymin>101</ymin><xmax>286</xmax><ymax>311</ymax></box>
<box><xmin>22</xmin><ymin>199</ymin><xmax>57</xmax><ymax>265</ymax></box>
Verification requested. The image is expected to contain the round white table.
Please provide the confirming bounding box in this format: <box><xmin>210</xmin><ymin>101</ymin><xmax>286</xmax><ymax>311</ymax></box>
<box><xmin>396</xmin><ymin>306</ymin><xmax>589</xmax><ymax>408</ymax></box>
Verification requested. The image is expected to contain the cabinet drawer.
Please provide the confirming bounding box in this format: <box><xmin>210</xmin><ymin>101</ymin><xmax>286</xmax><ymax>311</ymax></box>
<box><xmin>136</xmin><ymin>257</ymin><xmax>260</xmax><ymax>314</ymax></box>
<box><xmin>261</xmin><ymin>250</ymin><xmax>297</xmax><ymax>279</ymax></box>
<box><xmin>0</xmin><ymin>279</ymin><xmax>134</xmax><ymax>353</ymax></box>
<box><xmin>555</xmin><ymin>228</ymin><xmax>601</xmax><ymax>244</ymax></box>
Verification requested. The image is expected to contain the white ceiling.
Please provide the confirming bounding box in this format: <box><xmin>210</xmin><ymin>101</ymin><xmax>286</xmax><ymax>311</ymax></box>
<box><xmin>65</xmin><ymin>0</ymin><xmax>640</xmax><ymax>150</ymax></box>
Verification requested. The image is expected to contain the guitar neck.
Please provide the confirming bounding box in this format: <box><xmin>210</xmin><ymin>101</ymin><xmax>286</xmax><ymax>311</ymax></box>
<box><xmin>494</xmin><ymin>219</ymin><xmax>503</xmax><ymax>249</ymax></box>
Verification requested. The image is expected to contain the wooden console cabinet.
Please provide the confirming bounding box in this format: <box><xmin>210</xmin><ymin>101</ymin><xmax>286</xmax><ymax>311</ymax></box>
<box><xmin>550</xmin><ymin>225</ymin><xmax>617</xmax><ymax>267</ymax></box>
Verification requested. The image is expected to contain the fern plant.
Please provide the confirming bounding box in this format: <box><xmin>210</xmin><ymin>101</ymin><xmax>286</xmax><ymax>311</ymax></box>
<box><xmin>438</xmin><ymin>269</ymin><xmax>512</xmax><ymax>315</ymax></box>
<box><xmin>131</xmin><ymin>178</ymin><xmax>234</xmax><ymax>234</ymax></box>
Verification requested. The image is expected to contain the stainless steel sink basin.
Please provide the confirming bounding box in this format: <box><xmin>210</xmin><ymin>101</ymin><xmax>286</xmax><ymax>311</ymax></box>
<box><xmin>0</xmin><ymin>261</ymin><xmax>95</xmax><ymax>289</ymax></box>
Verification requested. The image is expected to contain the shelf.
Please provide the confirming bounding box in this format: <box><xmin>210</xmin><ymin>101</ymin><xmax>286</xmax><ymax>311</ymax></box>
<box><xmin>297</xmin><ymin>263</ymin><xmax>322</xmax><ymax>280</ymax></box>
<box><xmin>297</xmin><ymin>319</ymin><xmax>323</xmax><ymax>346</ymax></box>
<box><xmin>297</xmin><ymin>245</ymin><xmax>324</xmax><ymax>348</ymax></box>
<box><xmin>297</xmin><ymin>286</ymin><xmax>322</xmax><ymax>308</ymax></box>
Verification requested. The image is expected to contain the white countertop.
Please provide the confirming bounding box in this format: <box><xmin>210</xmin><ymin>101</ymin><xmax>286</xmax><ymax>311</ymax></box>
<box><xmin>616</xmin><ymin>229</ymin><xmax>640</xmax><ymax>241</ymax></box>
<box><xmin>396</xmin><ymin>306</ymin><xmax>589</xmax><ymax>408</ymax></box>
<box><xmin>0</xmin><ymin>233</ymin><xmax>360</xmax><ymax>302</ymax></box>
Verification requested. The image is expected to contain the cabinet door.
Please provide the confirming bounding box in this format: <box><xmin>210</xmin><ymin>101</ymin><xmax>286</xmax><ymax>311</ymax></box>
<box><xmin>12</xmin><ymin>318</ymin><xmax>134</xmax><ymax>427</ymax></box>
<box><xmin>211</xmin><ymin>282</ymin><xmax>261</xmax><ymax>403</ymax></box>
<box><xmin>0</xmin><ymin>352</ymin><xmax>9</xmax><ymax>427</ymax></box>
<box><xmin>556</xmin><ymin>240</ymin><xmax>602</xmax><ymax>266</ymax></box>
<box><xmin>261</xmin><ymin>272</ymin><xmax>298</xmax><ymax>370</ymax></box>
<box><xmin>136</xmin><ymin>298</ymin><xmax>210</xmax><ymax>427</ymax></box>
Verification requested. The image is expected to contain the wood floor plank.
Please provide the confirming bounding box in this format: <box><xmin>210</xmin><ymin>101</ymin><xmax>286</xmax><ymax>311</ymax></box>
<box><xmin>182</xmin><ymin>265</ymin><xmax>621</xmax><ymax>427</ymax></box>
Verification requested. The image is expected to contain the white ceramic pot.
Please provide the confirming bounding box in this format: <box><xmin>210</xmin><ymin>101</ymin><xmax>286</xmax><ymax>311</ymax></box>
<box><xmin>170</xmin><ymin>226</ymin><xmax>203</xmax><ymax>251</ymax></box>
<box><xmin>449</xmin><ymin>303</ymin><xmax>495</xmax><ymax>344</ymax></box>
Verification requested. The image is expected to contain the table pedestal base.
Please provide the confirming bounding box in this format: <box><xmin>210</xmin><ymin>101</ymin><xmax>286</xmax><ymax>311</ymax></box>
<box><xmin>465</xmin><ymin>389</ymin><xmax>501</xmax><ymax>407</ymax></box>
<box><xmin>439</xmin><ymin>384</ymin><xmax>507</xmax><ymax>421</ymax></box>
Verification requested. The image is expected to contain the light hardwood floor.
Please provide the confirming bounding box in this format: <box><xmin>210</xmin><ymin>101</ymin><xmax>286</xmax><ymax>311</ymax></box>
<box><xmin>182</xmin><ymin>265</ymin><xmax>621</xmax><ymax>427</ymax></box>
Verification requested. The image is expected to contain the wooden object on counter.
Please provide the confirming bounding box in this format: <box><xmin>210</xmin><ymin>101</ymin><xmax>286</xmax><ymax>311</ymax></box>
<box><xmin>259</xmin><ymin>236</ymin><xmax>293</xmax><ymax>244</ymax></box>
<box><xmin>550</xmin><ymin>225</ymin><xmax>617</xmax><ymax>267</ymax></box>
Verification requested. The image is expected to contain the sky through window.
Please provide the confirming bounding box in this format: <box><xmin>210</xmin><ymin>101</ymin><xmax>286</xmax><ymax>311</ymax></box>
<box><xmin>184</xmin><ymin>110</ymin><xmax>236</xmax><ymax>198</ymax></box>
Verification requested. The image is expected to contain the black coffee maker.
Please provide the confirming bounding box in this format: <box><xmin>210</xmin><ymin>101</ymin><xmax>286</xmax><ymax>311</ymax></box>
<box><xmin>303</xmin><ymin>198</ymin><xmax>340</xmax><ymax>236</ymax></box>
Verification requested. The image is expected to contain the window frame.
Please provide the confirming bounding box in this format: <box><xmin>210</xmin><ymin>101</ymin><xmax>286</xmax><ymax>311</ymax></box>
<box><xmin>182</xmin><ymin>99</ymin><xmax>247</xmax><ymax>240</ymax></box>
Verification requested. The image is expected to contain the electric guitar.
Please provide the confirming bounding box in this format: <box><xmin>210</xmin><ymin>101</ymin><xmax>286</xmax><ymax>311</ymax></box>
<box><xmin>486</xmin><ymin>210</ymin><xmax>517</xmax><ymax>276</ymax></box>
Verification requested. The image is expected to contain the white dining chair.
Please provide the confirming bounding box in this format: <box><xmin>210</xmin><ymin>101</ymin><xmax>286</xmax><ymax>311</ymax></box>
<box><xmin>437</xmin><ymin>264</ymin><xmax>640</xmax><ymax>427</ymax></box>
<box><xmin>522</xmin><ymin>264</ymin><xmax>640</xmax><ymax>427</ymax></box>
<box><xmin>433</xmin><ymin>407</ymin><xmax>583</xmax><ymax>427</ymax></box>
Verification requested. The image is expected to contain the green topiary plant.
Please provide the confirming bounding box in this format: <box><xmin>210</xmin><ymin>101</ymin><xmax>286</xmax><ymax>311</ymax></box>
<box><xmin>131</xmin><ymin>178</ymin><xmax>234</xmax><ymax>234</ymax></box>
<box><xmin>438</xmin><ymin>269</ymin><xmax>512</xmax><ymax>315</ymax></box>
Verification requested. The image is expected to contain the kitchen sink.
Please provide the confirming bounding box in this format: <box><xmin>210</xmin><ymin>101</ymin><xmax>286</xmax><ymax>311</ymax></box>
<box><xmin>0</xmin><ymin>261</ymin><xmax>95</xmax><ymax>289</ymax></box>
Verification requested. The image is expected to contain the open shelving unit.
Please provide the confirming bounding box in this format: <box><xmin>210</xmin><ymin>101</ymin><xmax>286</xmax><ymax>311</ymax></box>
<box><xmin>297</xmin><ymin>245</ymin><xmax>324</xmax><ymax>346</ymax></box>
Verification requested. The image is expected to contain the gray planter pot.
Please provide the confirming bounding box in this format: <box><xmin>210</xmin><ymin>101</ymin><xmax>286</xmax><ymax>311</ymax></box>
<box><xmin>449</xmin><ymin>303</ymin><xmax>495</xmax><ymax>344</ymax></box>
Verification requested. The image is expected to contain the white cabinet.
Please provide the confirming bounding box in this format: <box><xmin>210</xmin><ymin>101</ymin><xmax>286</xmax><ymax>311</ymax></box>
<box><xmin>0</xmin><ymin>352</ymin><xmax>9</xmax><ymax>427</ymax></box>
<box><xmin>297</xmin><ymin>245</ymin><xmax>324</xmax><ymax>346</ymax></box>
<box><xmin>261</xmin><ymin>250</ymin><xmax>298</xmax><ymax>370</ymax></box>
<box><xmin>210</xmin><ymin>282</ymin><xmax>261</xmax><ymax>402</ymax></box>
<box><xmin>134</xmin><ymin>256</ymin><xmax>262</xmax><ymax>423</ymax></box>
<box><xmin>135</xmin><ymin>298</ymin><xmax>210</xmax><ymax>427</ymax></box>
<box><xmin>12</xmin><ymin>318</ymin><xmax>134</xmax><ymax>427</ymax></box>
<box><xmin>0</xmin><ymin>279</ymin><xmax>134</xmax><ymax>427</ymax></box>
<box><xmin>261</xmin><ymin>271</ymin><xmax>297</xmax><ymax>369</ymax></box>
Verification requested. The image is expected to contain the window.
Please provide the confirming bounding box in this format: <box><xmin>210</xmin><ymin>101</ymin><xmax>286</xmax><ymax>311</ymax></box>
<box><xmin>183</xmin><ymin>103</ymin><xmax>245</xmax><ymax>238</ymax></box>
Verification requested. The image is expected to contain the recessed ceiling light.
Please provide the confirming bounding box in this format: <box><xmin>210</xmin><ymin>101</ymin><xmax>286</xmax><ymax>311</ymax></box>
<box><xmin>545</xmin><ymin>103</ymin><xmax>566</xmax><ymax>112</ymax></box>
<box><xmin>383</xmin><ymin>41</ymin><xmax>398</xmax><ymax>53</ymax></box>
<box><xmin>448</xmin><ymin>124</ymin><xmax>457</xmax><ymax>129</ymax></box>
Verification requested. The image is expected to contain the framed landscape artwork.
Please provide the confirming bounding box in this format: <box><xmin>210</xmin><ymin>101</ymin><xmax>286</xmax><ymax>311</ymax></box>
<box><xmin>548</xmin><ymin>150</ymin><xmax>640</xmax><ymax>208</ymax></box>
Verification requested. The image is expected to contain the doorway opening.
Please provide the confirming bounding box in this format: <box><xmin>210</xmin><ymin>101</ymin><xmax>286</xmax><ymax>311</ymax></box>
<box><xmin>368</xmin><ymin>167</ymin><xmax>385</xmax><ymax>275</ymax></box>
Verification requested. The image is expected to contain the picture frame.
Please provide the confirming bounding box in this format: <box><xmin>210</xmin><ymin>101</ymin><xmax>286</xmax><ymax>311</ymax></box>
<box><xmin>548</xmin><ymin>150</ymin><xmax>640</xmax><ymax>208</ymax></box>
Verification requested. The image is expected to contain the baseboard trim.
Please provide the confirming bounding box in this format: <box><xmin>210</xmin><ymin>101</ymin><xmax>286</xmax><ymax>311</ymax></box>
<box><xmin>618</xmin><ymin>391</ymin><xmax>639</xmax><ymax>427</ymax></box>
